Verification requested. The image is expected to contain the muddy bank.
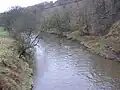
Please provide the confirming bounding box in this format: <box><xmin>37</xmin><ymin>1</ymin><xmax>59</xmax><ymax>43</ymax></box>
<box><xmin>0</xmin><ymin>37</ymin><xmax>33</xmax><ymax>90</ymax></box>
<box><xmin>46</xmin><ymin>20</ymin><xmax>120</xmax><ymax>61</ymax></box>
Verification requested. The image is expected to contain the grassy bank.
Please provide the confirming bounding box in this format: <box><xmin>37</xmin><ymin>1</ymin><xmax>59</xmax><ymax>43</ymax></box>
<box><xmin>65</xmin><ymin>21</ymin><xmax>120</xmax><ymax>61</ymax></box>
<box><xmin>0</xmin><ymin>28</ymin><xmax>33</xmax><ymax>90</ymax></box>
<box><xmin>47</xmin><ymin>20</ymin><xmax>120</xmax><ymax>61</ymax></box>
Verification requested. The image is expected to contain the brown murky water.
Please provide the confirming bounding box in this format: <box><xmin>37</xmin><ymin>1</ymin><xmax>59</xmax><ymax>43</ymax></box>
<box><xmin>33</xmin><ymin>33</ymin><xmax>120</xmax><ymax>90</ymax></box>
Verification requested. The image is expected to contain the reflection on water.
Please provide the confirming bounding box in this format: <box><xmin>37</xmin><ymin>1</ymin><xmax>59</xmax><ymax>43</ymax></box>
<box><xmin>33</xmin><ymin>33</ymin><xmax>120</xmax><ymax>90</ymax></box>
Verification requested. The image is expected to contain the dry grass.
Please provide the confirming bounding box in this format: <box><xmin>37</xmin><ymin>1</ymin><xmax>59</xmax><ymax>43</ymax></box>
<box><xmin>104</xmin><ymin>20</ymin><xmax>120</xmax><ymax>52</ymax></box>
<box><xmin>0</xmin><ymin>37</ymin><xmax>32</xmax><ymax>90</ymax></box>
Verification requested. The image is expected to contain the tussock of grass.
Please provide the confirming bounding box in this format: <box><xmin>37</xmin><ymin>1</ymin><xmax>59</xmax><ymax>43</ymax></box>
<box><xmin>104</xmin><ymin>20</ymin><xmax>120</xmax><ymax>52</ymax></box>
<box><xmin>0</xmin><ymin>27</ymin><xmax>9</xmax><ymax>36</ymax></box>
<box><xmin>0</xmin><ymin>37</ymin><xmax>32</xmax><ymax>90</ymax></box>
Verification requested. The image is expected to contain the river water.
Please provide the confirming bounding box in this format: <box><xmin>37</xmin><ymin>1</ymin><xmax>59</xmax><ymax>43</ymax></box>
<box><xmin>33</xmin><ymin>33</ymin><xmax>120</xmax><ymax>90</ymax></box>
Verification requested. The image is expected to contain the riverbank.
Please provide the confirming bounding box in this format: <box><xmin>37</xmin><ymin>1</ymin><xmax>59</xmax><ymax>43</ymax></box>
<box><xmin>34</xmin><ymin>31</ymin><xmax>120</xmax><ymax>90</ymax></box>
<box><xmin>46</xmin><ymin>20</ymin><xmax>120</xmax><ymax>61</ymax></box>
<box><xmin>0</xmin><ymin>34</ymin><xmax>33</xmax><ymax>89</ymax></box>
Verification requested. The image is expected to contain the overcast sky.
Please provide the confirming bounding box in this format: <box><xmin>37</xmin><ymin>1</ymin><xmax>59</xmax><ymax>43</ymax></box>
<box><xmin>0</xmin><ymin>0</ymin><xmax>57</xmax><ymax>13</ymax></box>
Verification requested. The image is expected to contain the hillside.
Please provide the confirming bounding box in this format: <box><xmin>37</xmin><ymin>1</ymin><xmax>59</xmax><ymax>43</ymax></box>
<box><xmin>24</xmin><ymin>0</ymin><xmax>120</xmax><ymax>35</ymax></box>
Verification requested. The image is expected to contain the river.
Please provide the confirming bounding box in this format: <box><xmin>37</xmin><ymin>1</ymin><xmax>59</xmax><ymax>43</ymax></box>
<box><xmin>33</xmin><ymin>33</ymin><xmax>120</xmax><ymax>90</ymax></box>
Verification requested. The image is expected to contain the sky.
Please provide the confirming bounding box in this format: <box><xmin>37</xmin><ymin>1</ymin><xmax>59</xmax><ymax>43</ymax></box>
<box><xmin>0</xmin><ymin>0</ymin><xmax>57</xmax><ymax>13</ymax></box>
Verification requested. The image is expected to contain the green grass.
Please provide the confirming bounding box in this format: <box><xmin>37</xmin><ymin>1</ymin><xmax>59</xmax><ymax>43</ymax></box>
<box><xmin>0</xmin><ymin>27</ymin><xmax>9</xmax><ymax>36</ymax></box>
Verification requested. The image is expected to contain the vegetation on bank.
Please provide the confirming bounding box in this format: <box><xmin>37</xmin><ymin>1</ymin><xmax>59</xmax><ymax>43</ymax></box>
<box><xmin>0</xmin><ymin>29</ymin><xmax>32</xmax><ymax>89</ymax></box>
<box><xmin>0</xmin><ymin>7</ymin><xmax>40</xmax><ymax>59</ymax></box>
<box><xmin>0</xmin><ymin>6</ymin><xmax>39</xmax><ymax>89</ymax></box>
<box><xmin>65</xmin><ymin>20</ymin><xmax>120</xmax><ymax>61</ymax></box>
<box><xmin>0</xmin><ymin>27</ymin><xmax>9</xmax><ymax>36</ymax></box>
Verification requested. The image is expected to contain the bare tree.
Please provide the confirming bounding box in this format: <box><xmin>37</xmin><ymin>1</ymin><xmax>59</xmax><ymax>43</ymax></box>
<box><xmin>0</xmin><ymin>6</ymin><xmax>41</xmax><ymax>59</ymax></box>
